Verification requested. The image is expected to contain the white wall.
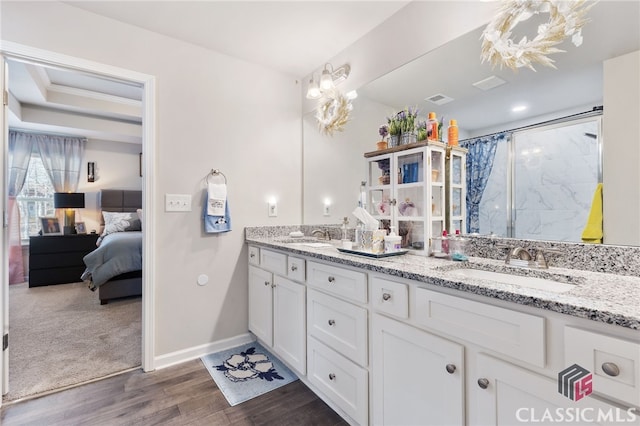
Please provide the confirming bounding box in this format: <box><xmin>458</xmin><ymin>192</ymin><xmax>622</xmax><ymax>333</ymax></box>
<box><xmin>1</xmin><ymin>1</ymin><xmax>302</xmax><ymax>358</ymax></box>
<box><xmin>76</xmin><ymin>139</ymin><xmax>142</xmax><ymax>233</ymax></box>
<box><xmin>603</xmin><ymin>50</ymin><xmax>640</xmax><ymax>245</ymax></box>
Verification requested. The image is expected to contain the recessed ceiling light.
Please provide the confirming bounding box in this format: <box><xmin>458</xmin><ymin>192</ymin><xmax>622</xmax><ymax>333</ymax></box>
<box><xmin>512</xmin><ymin>105</ymin><xmax>528</xmax><ymax>112</ymax></box>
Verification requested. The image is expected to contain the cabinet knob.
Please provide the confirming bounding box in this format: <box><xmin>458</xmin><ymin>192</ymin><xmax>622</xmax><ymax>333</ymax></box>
<box><xmin>328</xmin><ymin>276</ymin><xmax>336</xmax><ymax>283</ymax></box>
<box><xmin>328</xmin><ymin>319</ymin><xmax>335</xmax><ymax>326</ymax></box>
<box><xmin>602</xmin><ymin>362</ymin><xmax>620</xmax><ymax>377</ymax></box>
<box><xmin>250</xmin><ymin>253</ymin><xmax>255</xmax><ymax>258</ymax></box>
<box><xmin>477</xmin><ymin>378</ymin><xmax>489</xmax><ymax>389</ymax></box>
<box><xmin>445</xmin><ymin>364</ymin><xmax>456</xmax><ymax>374</ymax></box>
<box><xmin>382</xmin><ymin>292</ymin><xmax>392</xmax><ymax>301</ymax></box>
<box><xmin>264</xmin><ymin>281</ymin><xmax>270</xmax><ymax>286</ymax></box>
<box><xmin>271</xmin><ymin>283</ymin><xmax>276</xmax><ymax>288</ymax></box>
<box><xmin>291</xmin><ymin>265</ymin><xmax>298</xmax><ymax>271</ymax></box>
<box><xmin>329</xmin><ymin>373</ymin><xmax>336</xmax><ymax>381</ymax></box>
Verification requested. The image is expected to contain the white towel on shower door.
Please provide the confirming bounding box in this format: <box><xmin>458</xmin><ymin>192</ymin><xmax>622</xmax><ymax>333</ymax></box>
<box><xmin>207</xmin><ymin>183</ymin><xmax>227</xmax><ymax>216</ymax></box>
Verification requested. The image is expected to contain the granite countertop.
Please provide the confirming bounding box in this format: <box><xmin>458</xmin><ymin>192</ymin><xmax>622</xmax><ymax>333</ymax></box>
<box><xmin>246</xmin><ymin>235</ymin><xmax>640</xmax><ymax>330</ymax></box>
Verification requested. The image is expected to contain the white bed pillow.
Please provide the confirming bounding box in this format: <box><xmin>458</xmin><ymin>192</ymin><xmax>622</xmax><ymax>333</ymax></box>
<box><xmin>102</xmin><ymin>211</ymin><xmax>142</xmax><ymax>237</ymax></box>
<box><xmin>136</xmin><ymin>208</ymin><xmax>143</xmax><ymax>225</ymax></box>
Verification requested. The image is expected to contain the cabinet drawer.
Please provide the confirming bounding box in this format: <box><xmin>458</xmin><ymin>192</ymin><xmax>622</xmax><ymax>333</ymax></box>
<box><xmin>307</xmin><ymin>261</ymin><xmax>367</xmax><ymax>304</ymax></box>
<box><xmin>287</xmin><ymin>256</ymin><xmax>306</xmax><ymax>282</ymax></box>
<box><xmin>564</xmin><ymin>327</ymin><xmax>640</xmax><ymax>407</ymax></box>
<box><xmin>415</xmin><ymin>288</ymin><xmax>545</xmax><ymax>368</ymax></box>
<box><xmin>308</xmin><ymin>288</ymin><xmax>368</xmax><ymax>367</ymax></box>
<box><xmin>259</xmin><ymin>248</ymin><xmax>287</xmax><ymax>275</ymax></box>
<box><xmin>29</xmin><ymin>266</ymin><xmax>85</xmax><ymax>287</ymax></box>
<box><xmin>371</xmin><ymin>275</ymin><xmax>408</xmax><ymax>319</ymax></box>
<box><xmin>307</xmin><ymin>337</ymin><xmax>368</xmax><ymax>426</ymax></box>
<box><xmin>248</xmin><ymin>246</ymin><xmax>260</xmax><ymax>265</ymax></box>
<box><xmin>30</xmin><ymin>252</ymin><xmax>86</xmax><ymax>269</ymax></box>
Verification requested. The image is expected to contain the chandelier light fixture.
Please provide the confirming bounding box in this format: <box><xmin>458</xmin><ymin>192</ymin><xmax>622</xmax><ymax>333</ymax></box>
<box><xmin>480</xmin><ymin>0</ymin><xmax>597</xmax><ymax>71</ymax></box>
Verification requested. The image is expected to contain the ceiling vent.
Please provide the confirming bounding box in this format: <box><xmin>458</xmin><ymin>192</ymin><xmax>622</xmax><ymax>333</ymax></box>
<box><xmin>473</xmin><ymin>75</ymin><xmax>506</xmax><ymax>91</ymax></box>
<box><xmin>425</xmin><ymin>93</ymin><xmax>454</xmax><ymax>105</ymax></box>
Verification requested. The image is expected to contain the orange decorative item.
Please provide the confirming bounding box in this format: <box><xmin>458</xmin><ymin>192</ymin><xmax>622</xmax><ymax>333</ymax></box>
<box><xmin>448</xmin><ymin>119</ymin><xmax>459</xmax><ymax>146</ymax></box>
<box><xmin>427</xmin><ymin>112</ymin><xmax>438</xmax><ymax>141</ymax></box>
<box><xmin>377</xmin><ymin>141</ymin><xmax>388</xmax><ymax>150</ymax></box>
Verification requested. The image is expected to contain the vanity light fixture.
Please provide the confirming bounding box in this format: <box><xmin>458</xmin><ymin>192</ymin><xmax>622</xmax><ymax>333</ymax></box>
<box><xmin>306</xmin><ymin>63</ymin><xmax>351</xmax><ymax>99</ymax></box>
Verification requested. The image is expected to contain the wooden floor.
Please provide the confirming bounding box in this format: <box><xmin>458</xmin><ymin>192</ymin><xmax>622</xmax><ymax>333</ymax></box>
<box><xmin>1</xmin><ymin>359</ymin><xmax>347</xmax><ymax>425</ymax></box>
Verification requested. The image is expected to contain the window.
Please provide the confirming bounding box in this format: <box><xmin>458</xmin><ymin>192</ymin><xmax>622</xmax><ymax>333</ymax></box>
<box><xmin>16</xmin><ymin>155</ymin><xmax>55</xmax><ymax>240</ymax></box>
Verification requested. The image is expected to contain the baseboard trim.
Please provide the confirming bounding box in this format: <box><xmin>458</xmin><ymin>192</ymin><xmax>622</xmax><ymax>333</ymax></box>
<box><xmin>153</xmin><ymin>333</ymin><xmax>254</xmax><ymax>370</ymax></box>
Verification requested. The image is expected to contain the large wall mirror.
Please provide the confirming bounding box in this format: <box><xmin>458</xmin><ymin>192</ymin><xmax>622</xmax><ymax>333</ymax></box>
<box><xmin>303</xmin><ymin>1</ymin><xmax>639</xmax><ymax>246</ymax></box>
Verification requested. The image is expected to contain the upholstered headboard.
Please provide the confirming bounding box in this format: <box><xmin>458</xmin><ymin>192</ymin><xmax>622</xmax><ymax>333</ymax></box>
<box><xmin>99</xmin><ymin>190</ymin><xmax>142</xmax><ymax>226</ymax></box>
<box><xmin>99</xmin><ymin>190</ymin><xmax>142</xmax><ymax>212</ymax></box>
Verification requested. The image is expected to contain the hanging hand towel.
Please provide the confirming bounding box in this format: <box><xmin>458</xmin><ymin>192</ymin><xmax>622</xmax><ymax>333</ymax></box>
<box><xmin>207</xmin><ymin>183</ymin><xmax>227</xmax><ymax>216</ymax></box>
<box><xmin>581</xmin><ymin>183</ymin><xmax>603</xmax><ymax>244</ymax></box>
<box><xmin>203</xmin><ymin>190</ymin><xmax>232</xmax><ymax>234</ymax></box>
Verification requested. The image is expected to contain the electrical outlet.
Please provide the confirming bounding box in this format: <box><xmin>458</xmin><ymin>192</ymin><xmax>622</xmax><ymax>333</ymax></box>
<box><xmin>268</xmin><ymin>201</ymin><xmax>278</xmax><ymax>217</ymax></box>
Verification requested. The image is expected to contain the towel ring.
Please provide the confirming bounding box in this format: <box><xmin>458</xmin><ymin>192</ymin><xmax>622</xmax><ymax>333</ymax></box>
<box><xmin>206</xmin><ymin>169</ymin><xmax>227</xmax><ymax>185</ymax></box>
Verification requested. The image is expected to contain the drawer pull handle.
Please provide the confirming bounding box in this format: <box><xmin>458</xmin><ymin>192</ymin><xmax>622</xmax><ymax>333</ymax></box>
<box><xmin>271</xmin><ymin>283</ymin><xmax>276</xmax><ymax>288</ymax></box>
<box><xmin>382</xmin><ymin>292</ymin><xmax>392</xmax><ymax>301</ymax></box>
<box><xmin>328</xmin><ymin>319</ymin><xmax>335</xmax><ymax>326</ymax></box>
<box><xmin>602</xmin><ymin>362</ymin><xmax>620</xmax><ymax>377</ymax></box>
<box><xmin>264</xmin><ymin>281</ymin><xmax>270</xmax><ymax>286</ymax></box>
<box><xmin>477</xmin><ymin>378</ymin><xmax>489</xmax><ymax>389</ymax></box>
<box><xmin>250</xmin><ymin>253</ymin><xmax>255</xmax><ymax>258</ymax></box>
<box><xmin>291</xmin><ymin>265</ymin><xmax>298</xmax><ymax>271</ymax></box>
<box><xmin>445</xmin><ymin>364</ymin><xmax>456</xmax><ymax>374</ymax></box>
<box><xmin>329</xmin><ymin>373</ymin><xmax>336</xmax><ymax>381</ymax></box>
<box><xmin>328</xmin><ymin>276</ymin><xmax>336</xmax><ymax>283</ymax></box>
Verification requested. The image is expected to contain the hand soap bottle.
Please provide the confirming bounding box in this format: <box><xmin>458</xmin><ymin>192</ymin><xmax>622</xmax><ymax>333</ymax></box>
<box><xmin>384</xmin><ymin>226</ymin><xmax>402</xmax><ymax>253</ymax></box>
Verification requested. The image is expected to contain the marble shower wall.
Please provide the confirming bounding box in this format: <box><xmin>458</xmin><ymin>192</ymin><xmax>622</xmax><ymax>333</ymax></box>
<box><xmin>478</xmin><ymin>120</ymin><xmax>600</xmax><ymax>242</ymax></box>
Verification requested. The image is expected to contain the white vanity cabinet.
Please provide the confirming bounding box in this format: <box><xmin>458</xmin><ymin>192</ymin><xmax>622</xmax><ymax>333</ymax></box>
<box><xmin>474</xmin><ymin>353</ymin><xmax>639</xmax><ymax>425</ymax></box>
<box><xmin>372</xmin><ymin>314</ymin><xmax>465</xmax><ymax>426</ymax></box>
<box><xmin>248</xmin><ymin>248</ymin><xmax>306</xmax><ymax>375</ymax></box>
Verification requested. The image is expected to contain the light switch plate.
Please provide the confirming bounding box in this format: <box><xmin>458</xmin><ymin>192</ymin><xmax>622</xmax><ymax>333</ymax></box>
<box><xmin>268</xmin><ymin>201</ymin><xmax>278</xmax><ymax>217</ymax></box>
<box><xmin>165</xmin><ymin>194</ymin><xmax>192</xmax><ymax>212</ymax></box>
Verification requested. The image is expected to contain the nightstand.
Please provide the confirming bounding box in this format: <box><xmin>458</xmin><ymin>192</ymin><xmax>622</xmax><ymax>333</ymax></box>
<box><xmin>28</xmin><ymin>234</ymin><xmax>100</xmax><ymax>287</ymax></box>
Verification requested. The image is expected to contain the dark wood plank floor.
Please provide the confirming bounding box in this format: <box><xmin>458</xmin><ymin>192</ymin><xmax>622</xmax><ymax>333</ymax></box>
<box><xmin>1</xmin><ymin>359</ymin><xmax>347</xmax><ymax>425</ymax></box>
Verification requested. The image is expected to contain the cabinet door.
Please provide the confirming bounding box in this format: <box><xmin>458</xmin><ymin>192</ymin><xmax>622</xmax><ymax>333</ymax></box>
<box><xmin>474</xmin><ymin>353</ymin><xmax>639</xmax><ymax>426</ymax></box>
<box><xmin>273</xmin><ymin>275</ymin><xmax>306</xmax><ymax>375</ymax></box>
<box><xmin>248</xmin><ymin>265</ymin><xmax>273</xmax><ymax>346</ymax></box>
<box><xmin>372</xmin><ymin>314</ymin><xmax>465</xmax><ymax>426</ymax></box>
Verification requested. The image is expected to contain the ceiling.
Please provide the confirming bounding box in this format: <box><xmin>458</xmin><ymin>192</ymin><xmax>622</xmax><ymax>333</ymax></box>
<box><xmin>8</xmin><ymin>0</ymin><xmax>410</xmax><ymax>143</ymax></box>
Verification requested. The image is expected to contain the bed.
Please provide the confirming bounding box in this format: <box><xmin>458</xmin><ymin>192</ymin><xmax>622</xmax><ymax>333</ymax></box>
<box><xmin>81</xmin><ymin>189</ymin><xmax>143</xmax><ymax>305</ymax></box>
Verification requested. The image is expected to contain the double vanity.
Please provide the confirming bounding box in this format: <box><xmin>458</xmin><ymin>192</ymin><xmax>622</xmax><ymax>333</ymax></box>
<box><xmin>245</xmin><ymin>226</ymin><xmax>640</xmax><ymax>426</ymax></box>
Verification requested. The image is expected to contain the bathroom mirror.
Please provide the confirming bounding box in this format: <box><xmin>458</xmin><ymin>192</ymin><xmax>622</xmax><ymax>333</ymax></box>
<box><xmin>302</xmin><ymin>1</ymin><xmax>640</xmax><ymax>246</ymax></box>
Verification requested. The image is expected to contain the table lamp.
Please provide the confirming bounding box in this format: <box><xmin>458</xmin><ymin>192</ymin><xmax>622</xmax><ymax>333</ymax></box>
<box><xmin>53</xmin><ymin>192</ymin><xmax>85</xmax><ymax>235</ymax></box>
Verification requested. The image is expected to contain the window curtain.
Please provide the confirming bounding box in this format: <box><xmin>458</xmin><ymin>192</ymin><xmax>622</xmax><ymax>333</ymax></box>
<box><xmin>7</xmin><ymin>130</ymin><xmax>36</xmax><ymax>284</ymax></box>
<box><xmin>461</xmin><ymin>133</ymin><xmax>506</xmax><ymax>233</ymax></box>
<box><xmin>35</xmin><ymin>134</ymin><xmax>86</xmax><ymax>192</ymax></box>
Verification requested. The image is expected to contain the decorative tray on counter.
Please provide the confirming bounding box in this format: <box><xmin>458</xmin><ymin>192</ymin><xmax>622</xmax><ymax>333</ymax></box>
<box><xmin>337</xmin><ymin>248</ymin><xmax>409</xmax><ymax>258</ymax></box>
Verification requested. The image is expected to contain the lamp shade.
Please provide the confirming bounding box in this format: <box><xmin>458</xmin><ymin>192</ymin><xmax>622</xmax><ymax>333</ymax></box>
<box><xmin>54</xmin><ymin>192</ymin><xmax>85</xmax><ymax>209</ymax></box>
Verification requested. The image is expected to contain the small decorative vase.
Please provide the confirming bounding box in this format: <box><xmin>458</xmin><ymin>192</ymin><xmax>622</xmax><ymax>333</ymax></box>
<box><xmin>401</xmin><ymin>132</ymin><xmax>417</xmax><ymax>145</ymax></box>
<box><xmin>376</xmin><ymin>140</ymin><xmax>388</xmax><ymax>150</ymax></box>
<box><xmin>388</xmin><ymin>134</ymin><xmax>400</xmax><ymax>148</ymax></box>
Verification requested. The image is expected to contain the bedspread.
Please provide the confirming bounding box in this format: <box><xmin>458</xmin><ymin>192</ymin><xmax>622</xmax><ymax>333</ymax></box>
<box><xmin>81</xmin><ymin>231</ymin><xmax>142</xmax><ymax>290</ymax></box>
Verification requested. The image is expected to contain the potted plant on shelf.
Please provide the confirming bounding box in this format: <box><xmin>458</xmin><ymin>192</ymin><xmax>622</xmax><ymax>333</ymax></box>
<box><xmin>416</xmin><ymin>120</ymin><xmax>427</xmax><ymax>141</ymax></box>
<box><xmin>399</xmin><ymin>106</ymin><xmax>418</xmax><ymax>145</ymax></box>
<box><xmin>387</xmin><ymin>115</ymin><xmax>401</xmax><ymax>147</ymax></box>
<box><xmin>377</xmin><ymin>125</ymin><xmax>389</xmax><ymax>150</ymax></box>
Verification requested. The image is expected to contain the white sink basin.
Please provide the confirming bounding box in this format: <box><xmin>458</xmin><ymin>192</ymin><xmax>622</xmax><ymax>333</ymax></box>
<box><xmin>446</xmin><ymin>268</ymin><xmax>576</xmax><ymax>293</ymax></box>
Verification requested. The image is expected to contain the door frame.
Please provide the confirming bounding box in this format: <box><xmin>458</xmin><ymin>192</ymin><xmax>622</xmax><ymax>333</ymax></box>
<box><xmin>0</xmin><ymin>41</ymin><xmax>156</xmax><ymax>401</ymax></box>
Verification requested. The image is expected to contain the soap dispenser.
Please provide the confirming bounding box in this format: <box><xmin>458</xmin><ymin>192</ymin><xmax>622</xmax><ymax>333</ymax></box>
<box><xmin>384</xmin><ymin>226</ymin><xmax>402</xmax><ymax>253</ymax></box>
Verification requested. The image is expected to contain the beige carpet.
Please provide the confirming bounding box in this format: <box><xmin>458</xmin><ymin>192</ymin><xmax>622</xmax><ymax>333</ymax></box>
<box><xmin>5</xmin><ymin>282</ymin><xmax>141</xmax><ymax>401</ymax></box>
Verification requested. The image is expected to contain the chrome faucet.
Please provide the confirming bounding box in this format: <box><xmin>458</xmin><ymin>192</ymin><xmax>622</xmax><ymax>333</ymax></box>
<box><xmin>500</xmin><ymin>245</ymin><xmax>563</xmax><ymax>269</ymax></box>
<box><xmin>311</xmin><ymin>228</ymin><xmax>331</xmax><ymax>240</ymax></box>
<box><xmin>508</xmin><ymin>247</ymin><xmax>532</xmax><ymax>262</ymax></box>
<box><xmin>534</xmin><ymin>248</ymin><xmax>563</xmax><ymax>269</ymax></box>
